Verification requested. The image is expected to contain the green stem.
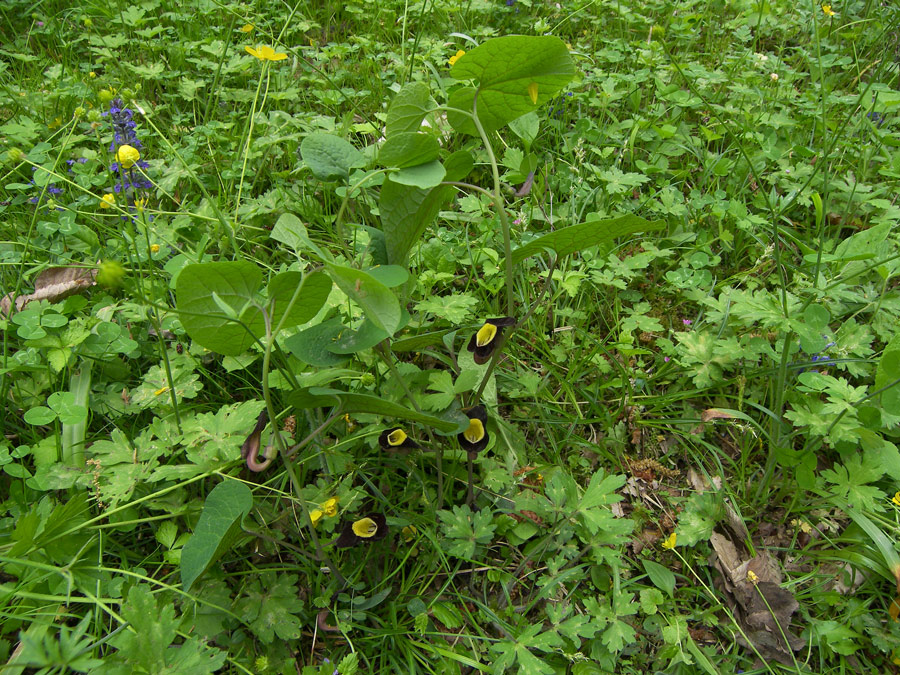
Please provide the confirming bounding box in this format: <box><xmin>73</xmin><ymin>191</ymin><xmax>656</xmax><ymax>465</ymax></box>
<box><xmin>261</xmin><ymin>307</ymin><xmax>346</xmax><ymax>588</ymax></box>
<box><xmin>235</xmin><ymin>63</ymin><xmax>268</xmax><ymax>229</ymax></box>
<box><xmin>471</xmin><ymin>91</ymin><xmax>515</xmax><ymax>316</ymax></box>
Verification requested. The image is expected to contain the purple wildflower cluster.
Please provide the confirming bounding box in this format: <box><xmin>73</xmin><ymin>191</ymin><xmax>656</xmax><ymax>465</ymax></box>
<box><xmin>104</xmin><ymin>98</ymin><xmax>151</xmax><ymax>188</ymax></box>
<box><xmin>103</xmin><ymin>98</ymin><xmax>152</xmax><ymax>217</ymax></box>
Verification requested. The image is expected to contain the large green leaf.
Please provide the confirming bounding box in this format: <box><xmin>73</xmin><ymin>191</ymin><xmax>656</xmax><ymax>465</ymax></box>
<box><xmin>325</xmin><ymin>263</ymin><xmax>402</xmax><ymax>335</ymax></box>
<box><xmin>447</xmin><ymin>36</ymin><xmax>575</xmax><ymax>135</ymax></box>
<box><xmin>176</xmin><ymin>261</ymin><xmax>263</xmax><ymax>356</ymax></box>
<box><xmin>875</xmin><ymin>332</ymin><xmax>900</xmax><ymax>416</ymax></box>
<box><xmin>265</xmin><ymin>270</ymin><xmax>332</xmax><ymax>332</ymax></box>
<box><xmin>283</xmin><ymin>320</ymin><xmax>350</xmax><ymax>366</ymax></box>
<box><xmin>300</xmin><ymin>133</ymin><xmax>365</xmax><ymax>182</ymax></box>
<box><xmin>510</xmin><ymin>214</ymin><xmax>665</xmax><ymax>266</ymax></box>
<box><xmin>380</xmin><ymin>178</ymin><xmax>454</xmax><ymax>265</ymax></box>
<box><xmin>386</xmin><ymin>82</ymin><xmax>432</xmax><ymax>136</ymax></box>
<box><xmin>390</xmin><ymin>160</ymin><xmax>447</xmax><ymax>189</ymax></box>
<box><xmin>289</xmin><ymin>387</ymin><xmax>467</xmax><ymax>433</ymax></box>
<box><xmin>181</xmin><ymin>480</ymin><xmax>253</xmax><ymax>591</ymax></box>
<box><xmin>378</xmin><ymin>132</ymin><xmax>440</xmax><ymax>168</ymax></box>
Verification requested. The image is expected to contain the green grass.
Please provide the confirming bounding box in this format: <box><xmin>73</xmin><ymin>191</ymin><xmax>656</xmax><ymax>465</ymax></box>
<box><xmin>2</xmin><ymin>0</ymin><xmax>900</xmax><ymax>673</ymax></box>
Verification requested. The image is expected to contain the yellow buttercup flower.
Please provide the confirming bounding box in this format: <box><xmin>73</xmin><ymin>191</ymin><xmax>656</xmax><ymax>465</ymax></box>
<box><xmin>892</xmin><ymin>491</ymin><xmax>900</xmax><ymax>507</ymax></box>
<box><xmin>115</xmin><ymin>145</ymin><xmax>140</xmax><ymax>169</ymax></box>
<box><xmin>134</xmin><ymin>197</ymin><xmax>147</xmax><ymax>213</ymax></box>
<box><xmin>662</xmin><ymin>532</ymin><xmax>677</xmax><ymax>549</ymax></box>
<box><xmin>322</xmin><ymin>497</ymin><xmax>339</xmax><ymax>517</ymax></box>
<box><xmin>821</xmin><ymin>4</ymin><xmax>835</xmax><ymax>16</ymax></box>
<box><xmin>448</xmin><ymin>49</ymin><xmax>465</xmax><ymax>67</ymax></box>
<box><xmin>99</xmin><ymin>193</ymin><xmax>115</xmax><ymax>209</ymax></box>
<box><xmin>245</xmin><ymin>45</ymin><xmax>287</xmax><ymax>61</ymax></box>
<box><xmin>310</xmin><ymin>508</ymin><xmax>324</xmax><ymax>525</ymax></box>
<box><xmin>149</xmin><ymin>244</ymin><xmax>160</xmax><ymax>254</ymax></box>
<box><xmin>239</xmin><ymin>24</ymin><xmax>254</xmax><ymax>33</ymax></box>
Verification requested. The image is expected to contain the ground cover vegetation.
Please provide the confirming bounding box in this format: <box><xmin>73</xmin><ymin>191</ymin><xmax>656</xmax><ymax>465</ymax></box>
<box><xmin>1</xmin><ymin>0</ymin><xmax>899</xmax><ymax>672</ymax></box>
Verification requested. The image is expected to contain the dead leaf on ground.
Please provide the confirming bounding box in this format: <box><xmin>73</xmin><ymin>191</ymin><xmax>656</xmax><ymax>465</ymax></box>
<box><xmin>1</xmin><ymin>266</ymin><xmax>97</xmax><ymax>318</ymax></box>
<box><xmin>710</xmin><ymin>530</ymin><xmax>805</xmax><ymax>666</ymax></box>
<box><xmin>701</xmin><ymin>408</ymin><xmax>734</xmax><ymax>422</ymax></box>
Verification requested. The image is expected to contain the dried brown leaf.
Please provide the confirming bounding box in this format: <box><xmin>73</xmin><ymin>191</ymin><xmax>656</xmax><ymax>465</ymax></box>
<box><xmin>701</xmin><ymin>408</ymin><xmax>734</xmax><ymax>422</ymax></box>
<box><xmin>710</xmin><ymin>528</ymin><xmax>804</xmax><ymax>666</ymax></box>
<box><xmin>1</xmin><ymin>266</ymin><xmax>97</xmax><ymax>318</ymax></box>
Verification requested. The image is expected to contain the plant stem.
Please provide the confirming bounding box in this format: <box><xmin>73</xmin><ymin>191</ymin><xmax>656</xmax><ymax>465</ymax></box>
<box><xmin>261</xmin><ymin>307</ymin><xmax>347</xmax><ymax>588</ymax></box>
<box><xmin>471</xmin><ymin>91</ymin><xmax>515</xmax><ymax>316</ymax></box>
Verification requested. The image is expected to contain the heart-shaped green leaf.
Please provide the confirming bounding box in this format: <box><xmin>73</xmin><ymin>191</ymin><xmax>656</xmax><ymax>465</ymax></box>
<box><xmin>387</xmin><ymin>82</ymin><xmax>432</xmax><ymax>136</ymax></box>
<box><xmin>300</xmin><ymin>133</ymin><xmax>365</xmax><ymax>182</ymax></box>
<box><xmin>378</xmin><ymin>132</ymin><xmax>440</xmax><ymax>168</ymax></box>
<box><xmin>176</xmin><ymin>261</ymin><xmax>263</xmax><ymax>356</ymax></box>
<box><xmin>390</xmin><ymin>160</ymin><xmax>447</xmax><ymax>189</ymax></box>
<box><xmin>447</xmin><ymin>36</ymin><xmax>575</xmax><ymax>135</ymax></box>
<box><xmin>266</xmin><ymin>270</ymin><xmax>332</xmax><ymax>332</ymax></box>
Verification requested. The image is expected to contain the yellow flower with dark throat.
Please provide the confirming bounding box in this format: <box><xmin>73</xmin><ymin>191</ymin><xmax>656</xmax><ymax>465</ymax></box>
<box><xmin>458</xmin><ymin>405</ymin><xmax>489</xmax><ymax>455</ymax></box>
<box><xmin>335</xmin><ymin>513</ymin><xmax>388</xmax><ymax>548</ymax></box>
<box><xmin>467</xmin><ymin>317</ymin><xmax>515</xmax><ymax>365</ymax></box>
<box><xmin>378</xmin><ymin>426</ymin><xmax>419</xmax><ymax>451</ymax></box>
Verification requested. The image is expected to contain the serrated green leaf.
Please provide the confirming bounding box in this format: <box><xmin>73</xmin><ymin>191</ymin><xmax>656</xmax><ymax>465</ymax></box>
<box><xmin>181</xmin><ymin>480</ymin><xmax>253</xmax><ymax>591</ymax></box>
<box><xmin>511</xmin><ymin>214</ymin><xmax>665</xmax><ymax>266</ymax></box>
<box><xmin>300</xmin><ymin>133</ymin><xmax>365</xmax><ymax>182</ymax></box>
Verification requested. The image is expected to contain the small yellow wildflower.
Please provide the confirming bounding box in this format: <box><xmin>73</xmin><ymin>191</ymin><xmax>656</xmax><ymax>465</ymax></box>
<box><xmin>310</xmin><ymin>509</ymin><xmax>324</xmax><ymax>525</ymax></box>
<box><xmin>149</xmin><ymin>244</ymin><xmax>160</xmax><ymax>254</ymax></box>
<box><xmin>115</xmin><ymin>145</ymin><xmax>140</xmax><ymax>169</ymax></box>
<box><xmin>322</xmin><ymin>497</ymin><xmax>339</xmax><ymax>517</ymax></box>
<box><xmin>245</xmin><ymin>45</ymin><xmax>287</xmax><ymax>61</ymax></box>
<box><xmin>99</xmin><ymin>193</ymin><xmax>115</xmax><ymax>209</ymax></box>
<box><xmin>822</xmin><ymin>4</ymin><xmax>835</xmax><ymax>16</ymax></box>
<box><xmin>239</xmin><ymin>24</ymin><xmax>254</xmax><ymax>33</ymax></box>
<box><xmin>527</xmin><ymin>82</ymin><xmax>539</xmax><ymax>105</ymax></box>
<box><xmin>448</xmin><ymin>49</ymin><xmax>465</xmax><ymax>67</ymax></box>
<box><xmin>89</xmin><ymin>71</ymin><xmax>97</xmax><ymax>78</ymax></box>
<box><xmin>134</xmin><ymin>197</ymin><xmax>147</xmax><ymax>213</ymax></box>
<box><xmin>747</xmin><ymin>570</ymin><xmax>759</xmax><ymax>584</ymax></box>
<box><xmin>662</xmin><ymin>532</ymin><xmax>677</xmax><ymax>549</ymax></box>
<box><xmin>892</xmin><ymin>491</ymin><xmax>900</xmax><ymax>507</ymax></box>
